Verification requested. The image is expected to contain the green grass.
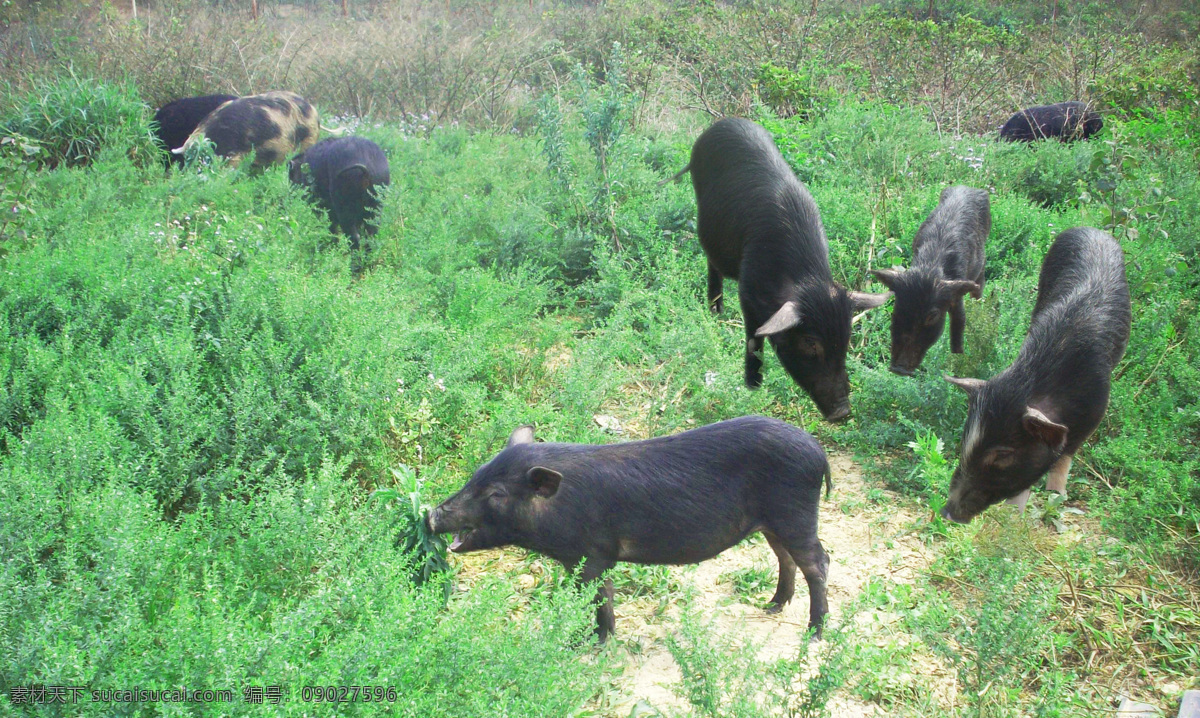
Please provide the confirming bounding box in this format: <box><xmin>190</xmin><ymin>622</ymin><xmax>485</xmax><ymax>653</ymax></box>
<box><xmin>2</xmin><ymin>16</ymin><xmax>1199</xmax><ymax>714</ymax></box>
<box><xmin>1</xmin><ymin>70</ymin><xmax>157</xmax><ymax>169</ymax></box>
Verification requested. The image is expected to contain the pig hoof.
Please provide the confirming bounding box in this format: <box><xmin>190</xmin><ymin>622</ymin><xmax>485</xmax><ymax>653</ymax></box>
<box><xmin>765</xmin><ymin>602</ymin><xmax>785</xmax><ymax>615</ymax></box>
<box><xmin>745</xmin><ymin>374</ymin><xmax>763</xmax><ymax>389</ymax></box>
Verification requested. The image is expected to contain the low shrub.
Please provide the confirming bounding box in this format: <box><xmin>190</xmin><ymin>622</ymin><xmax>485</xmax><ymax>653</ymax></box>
<box><xmin>1</xmin><ymin>71</ymin><xmax>156</xmax><ymax>168</ymax></box>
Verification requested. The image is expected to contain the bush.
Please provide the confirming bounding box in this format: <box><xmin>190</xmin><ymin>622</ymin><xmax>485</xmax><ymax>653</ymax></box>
<box><xmin>0</xmin><ymin>71</ymin><xmax>156</xmax><ymax>168</ymax></box>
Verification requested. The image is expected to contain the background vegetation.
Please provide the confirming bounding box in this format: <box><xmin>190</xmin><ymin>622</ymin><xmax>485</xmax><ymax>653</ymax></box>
<box><xmin>1</xmin><ymin>0</ymin><xmax>1197</xmax><ymax>715</ymax></box>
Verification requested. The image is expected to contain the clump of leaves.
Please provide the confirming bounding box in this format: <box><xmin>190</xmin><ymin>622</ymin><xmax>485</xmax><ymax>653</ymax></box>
<box><xmin>720</xmin><ymin>563</ymin><xmax>776</xmax><ymax>606</ymax></box>
<box><xmin>373</xmin><ymin>464</ymin><xmax>451</xmax><ymax>599</ymax></box>
<box><xmin>1</xmin><ymin>71</ymin><xmax>156</xmax><ymax>168</ymax></box>
<box><xmin>0</xmin><ymin>132</ymin><xmax>41</xmax><ymax>255</ymax></box>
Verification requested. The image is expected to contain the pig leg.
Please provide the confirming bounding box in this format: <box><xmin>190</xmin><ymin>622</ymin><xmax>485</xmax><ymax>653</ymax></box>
<box><xmin>570</xmin><ymin>557</ymin><xmax>616</xmax><ymax>643</ymax></box>
<box><xmin>762</xmin><ymin>531</ymin><xmax>796</xmax><ymax>613</ymax></box>
<box><xmin>949</xmin><ymin>296</ymin><xmax>966</xmax><ymax>354</ymax></box>
<box><xmin>707</xmin><ymin>262</ymin><xmax>724</xmax><ymax>315</ymax></box>
<box><xmin>1046</xmin><ymin>453</ymin><xmax>1072</xmax><ymax>495</ymax></box>
<box><xmin>745</xmin><ymin>336</ymin><xmax>765</xmax><ymax>388</ymax></box>
<box><xmin>1006</xmin><ymin>489</ymin><xmax>1031</xmax><ymax>512</ymax></box>
<box><xmin>787</xmin><ymin>539</ymin><xmax>829</xmax><ymax>639</ymax></box>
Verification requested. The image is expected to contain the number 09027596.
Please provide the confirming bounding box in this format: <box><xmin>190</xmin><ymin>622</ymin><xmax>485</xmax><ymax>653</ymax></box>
<box><xmin>300</xmin><ymin>685</ymin><xmax>397</xmax><ymax>702</ymax></box>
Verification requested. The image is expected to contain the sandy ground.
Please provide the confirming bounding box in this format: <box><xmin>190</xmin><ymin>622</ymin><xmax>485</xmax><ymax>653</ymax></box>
<box><xmin>600</xmin><ymin>453</ymin><xmax>953</xmax><ymax>717</ymax></box>
<box><xmin>450</xmin><ymin>452</ymin><xmax>960</xmax><ymax>716</ymax></box>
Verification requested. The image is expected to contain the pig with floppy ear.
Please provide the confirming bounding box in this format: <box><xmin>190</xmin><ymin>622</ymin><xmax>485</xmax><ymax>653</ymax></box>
<box><xmin>870</xmin><ymin>267</ymin><xmax>981</xmax><ymax>375</ymax></box>
<box><xmin>940</xmin><ymin>375</ymin><xmax>1072</xmax><ymax>523</ymax></box>
<box><xmin>504</xmin><ymin>425</ymin><xmax>562</xmax><ymax>497</ymax></box>
<box><xmin>747</xmin><ymin>285</ymin><xmax>890</xmax><ymax>423</ymax></box>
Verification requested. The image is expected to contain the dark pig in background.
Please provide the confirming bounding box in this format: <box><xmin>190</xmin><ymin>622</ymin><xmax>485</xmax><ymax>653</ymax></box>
<box><xmin>999</xmin><ymin>101</ymin><xmax>1103</xmax><ymax>142</ymax></box>
<box><xmin>153</xmin><ymin>94</ymin><xmax>237</xmax><ymax>164</ymax></box>
<box><xmin>289</xmin><ymin>137</ymin><xmax>390</xmax><ymax>249</ymax></box>
<box><xmin>426</xmin><ymin>416</ymin><xmax>833</xmax><ymax>642</ymax></box>
<box><xmin>173</xmin><ymin>91</ymin><xmax>320</xmax><ymax>169</ymax></box>
<box><xmin>870</xmin><ymin>185</ymin><xmax>989</xmax><ymax>375</ymax></box>
<box><xmin>942</xmin><ymin>227</ymin><xmax>1130</xmax><ymax>523</ymax></box>
<box><xmin>668</xmin><ymin>117</ymin><xmax>889</xmax><ymax>422</ymax></box>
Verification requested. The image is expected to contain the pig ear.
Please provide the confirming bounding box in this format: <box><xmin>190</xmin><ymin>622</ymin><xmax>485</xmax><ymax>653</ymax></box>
<box><xmin>506</xmin><ymin>425</ymin><xmax>536</xmax><ymax>448</ymax></box>
<box><xmin>755</xmin><ymin>301</ymin><xmax>802</xmax><ymax>337</ymax></box>
<box><xmin>944</xmin><ymin>375</ymin><xmax>986</xmax><ymax>396</ymax></box>
<box><xmin>848</xmin><ymin>290</ymin><xmax>891</xmax><ymax>312</ymax></box>
<box><xmin>941</xmin><ymin>279</ymin><xmax>982</xmax><ymax>299</ymax></box>
<box><xmin>868</xmin><ymin>268</ymin><xmax>901</xmax><ymax>290</ymax></box>
<box><xmin>1022</xmin><ymin>407</ymin><xmax>1068</xmax><ymax>452</ymax></box>
<box><xmin>527</xmin><ymin>466</ymin><xmax>562</xmax><ymax>498</ymax></box>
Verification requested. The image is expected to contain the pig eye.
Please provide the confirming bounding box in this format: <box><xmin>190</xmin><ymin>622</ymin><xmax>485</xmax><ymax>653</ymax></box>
<box><xmin>924</xmin><ymin>310</ymin><xmax>942</xmax><ymax>326</ymax></box>
<box><xmin>982</xmin><ymin>447</ymin><xmax>1016</xmax><ymax>470</ymax></box>
<box><xmin>796</xmin><ymin>335</ymin><xmax>824</xmax><ymax>357</ymax></box>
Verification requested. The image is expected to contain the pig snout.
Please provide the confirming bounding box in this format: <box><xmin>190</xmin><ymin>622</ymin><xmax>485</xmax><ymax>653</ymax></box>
<box><xmin>823</xmin><ymin>403</ymin><xmax>851</xmax><ymax>423</ymax></box>
<box><xmin>807</xmin><ymin>368</ymin><xmax>852</xmax><ymax>423</ymax></box>
<box><xmin>424</xmin><ymin>502</ymin><xmax>477</xmax><ymax>553</ymax></box>
<box><xmin>889</xmin><ymin>344</ymin><xmax>925</xmax><ymax>377</ymax></box>
<box><xmin>938</xmin><ymin>505</ymin><xmax>969</xmax><ymax>524</ymax></box>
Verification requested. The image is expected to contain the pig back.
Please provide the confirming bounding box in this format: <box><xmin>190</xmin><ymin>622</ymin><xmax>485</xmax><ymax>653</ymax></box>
<box><xmin>999</xmin><ymin>228</ymin><xmax>1130</xmax><ymax>452</ymax></box>
<box><xmin>1030</xmin><ymin>227</ymin><xmax>1131</xmax><ymax>368</ymax></box>
<box><xmin>516</xmin><ymin>416</ymin><xmax>828</xmax><ymax>565</ymax></box>
<box><xmin>912</xmin><ymin>186</ymin><xmax>988</xmax><ymax>280</ymax></box>
<box><xmin>689</xmin><ymin>118</ymin><xmax>825</xmax><ymax>281</ymax></box>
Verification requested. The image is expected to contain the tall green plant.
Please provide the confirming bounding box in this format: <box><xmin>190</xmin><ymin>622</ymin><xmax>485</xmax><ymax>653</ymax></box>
<box><xmin>1</xmin><ymin>71</ymin><xmax>156</xmax><ymax>168</ymax></box>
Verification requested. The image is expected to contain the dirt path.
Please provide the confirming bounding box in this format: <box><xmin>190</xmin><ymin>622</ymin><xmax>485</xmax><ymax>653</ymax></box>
<box><xmin>604</xmin><ymin>454</ymin><xmax>947</xmax><ymax>717</ymax></box>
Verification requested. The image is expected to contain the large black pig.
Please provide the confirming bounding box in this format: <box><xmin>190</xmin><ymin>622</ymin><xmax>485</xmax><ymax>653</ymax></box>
<box><xmin>670</xmin><ymin>117</ymin><xmax>889</xmax><ymax>421</ymax></box>
<box><xmin>153</xmin><ymin>94</ymin><xmax>238</xmax><ymax>164</ymax></box>
<box><xmin>870</xmin><ymin>185</ymin><xmax>989</xmax><ymax>375</ymax></box>
<box><xmin>999</xmin><ymin>101</ymin><xmax>1103</xmax><ymax>142</ymax></box>
<box><xmin>289</xmin><ymin>137</ymin><xmax>390</xmax><ymax>249</ymax></box>
<box><xmin>942</xmin><ymin>227</ymin><xmax>1130</xmax><ymax>523</ymax></box>
<box><xmin>426</xmin><ymin>416</ymin><xmax>833</xmax><ymax>642</ymax></box>
<box><xmin>173</xmin><ymin>91</ymin><xmax>320</xmax><ymax>169</ymax></box>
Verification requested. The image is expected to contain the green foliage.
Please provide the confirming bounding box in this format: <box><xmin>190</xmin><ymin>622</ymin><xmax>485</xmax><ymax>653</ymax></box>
<box><xmin>0</xmin><ymin>132</ymin><xmax>41</xmax><ymax>256</ymax></box>
<box><xmin>904</xmin><ymin>426</ymin><xmax>955</xmax><ymax>524</ymax></box>
<box><xmin>756</xmin><ymin>62</ymin><xmax>820</xmax><ymax>121</ymax></box>
<box><xmin>0</xmin><ymin>71</ymin><xmax>156</xmax><ymax>168</ymax></box>
<box><xmin>372</xmin><ymin>464</ymin><xmax>451</xmax><ymax>598</ymax></box>
<box><xmin>720</xmin><ymin>562</ymin><xmax>777</xmax><ymax>607</ymax></box>
<box><xmin>1091</xmin><ymin>44</ymin><xmax>1199</xmax><ymax>118</ymax></box>
<box><xmin>854</xmin><ymin>518</ymin><xmax>1079</xmax><ymax>718</ymax></box>
<box><xmin>666</xmin><ymin>593</ymin><xmax>854</xmax><ymax>718</ymax></box>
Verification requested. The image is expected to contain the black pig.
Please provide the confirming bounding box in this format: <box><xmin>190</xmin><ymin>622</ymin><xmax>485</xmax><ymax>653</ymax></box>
<box><xmin>870</xmin><ymin>186</ymin><xmax>989</xmax><ymax>375</ymax></box>
<box><xmin>153</xmin><ymin>94</ymin><xmax>237</xmax><ymax>164</ymax></box>
<box><xmin>999</xmin><ymin>101</ymin><xmax>1103</xmax><ymax>142</ymax></box>
<box><xmin>942</xmin><ymin>228</ymin><xmax>1130</xmax><ymax>523</ymax></box>
<box><xmin>426</xmin><ymin>416</ymin><xmax>833</xmax><ymax>642</ymax></box>
<box><xmin>670</xmin><ymin>117</ymin><xmax>889</xmax><ymax>421</ymax></box>
<box><xmin>289</xmin><ymin>137</ymin><xmax>390</xmax><ymax>249</ymax></box>
<box><xmin>173</xmin><ymin>91</ymin><xmax>320</xmax><ymax>169</ymax></box>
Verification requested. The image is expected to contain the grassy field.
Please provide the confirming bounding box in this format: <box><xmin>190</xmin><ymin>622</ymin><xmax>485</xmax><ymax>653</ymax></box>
<box><xmin>2</xmin><ymin>1</ymin><xmax>1198</xmax><ymax>716</ymax></box>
